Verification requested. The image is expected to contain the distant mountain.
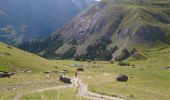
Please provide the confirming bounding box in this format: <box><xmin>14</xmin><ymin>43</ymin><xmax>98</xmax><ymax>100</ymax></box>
<box><xmin>19</xmin><ymin>0</ymin><xmax>170</xmax><ymax>60</ymax></box>
<box><xmin>0</xmin><ymin>0</ymin><xmax>95</xmax><ymax>45</ymax></box>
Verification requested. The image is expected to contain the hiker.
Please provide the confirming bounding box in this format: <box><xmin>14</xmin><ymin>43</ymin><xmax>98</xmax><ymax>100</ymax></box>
<box><xmin>75</xmin><ymin>71</ymin><xmax>78</xmax><ymax>77</ymax></box>
<box><xmin>46</xmin><ymin>74</ymin><xmax>50</xmax><ymax>79</ymax></box>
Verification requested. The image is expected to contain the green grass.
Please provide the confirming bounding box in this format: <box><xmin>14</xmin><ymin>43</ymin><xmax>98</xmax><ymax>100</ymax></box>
<box><xmin>21</xmin><ymin>87</ymin><xmax>86</xmax><ymax>100</ymax></box>
<box><xmin>1</xmin><ymin>0</ymin><xmax>170</xmax><ymax>100</ymax></box>
<box><xmin>0</xmin><ymin>42</ymin><xmax>170</xmax><ymax>100</ymax></box>
<box><xmin>127</xmin><ymin>43</ymin><xmax>170</xmax><ymax>68</ymax></box>
<box><xmin>0</xmin><ymin>42</ymin><xmax>77</xmax><ymax>100</ymax></box>
<box><xmin>81</xmin><ymin>45</ymin><xmax>170</xmax><ymax>100</ymax></box>
<box><xmin>0</xmin><ymin>42</ymin><xmax>57</xmax><ymax>72</ymax></box>
<box><xmin>0</xmin><ymin>73</ymin><xmax>64</xmax><ymax>100</ymax></box>
<box><xmin>85</xmin><ymin>66</ymin><xmax>170</xmax><ymax>100</ymax></box>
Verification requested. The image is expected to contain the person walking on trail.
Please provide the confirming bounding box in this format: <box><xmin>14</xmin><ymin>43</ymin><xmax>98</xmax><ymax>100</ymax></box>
<box><xmin>46</xmin><ymin>74</ymin><xmax>50</xmax><ymax>79</ymax></box>
<box><xmin>75</xmin><ymin>71</ymin><xmax>78</xmax><ymax>77</ymax></box>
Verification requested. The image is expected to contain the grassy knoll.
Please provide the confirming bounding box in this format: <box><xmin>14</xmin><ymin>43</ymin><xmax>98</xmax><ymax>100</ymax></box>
<box><xmin>0</xmin><ymin>42</ymin><xmax>57</xmax><ymax>72</ymax></box>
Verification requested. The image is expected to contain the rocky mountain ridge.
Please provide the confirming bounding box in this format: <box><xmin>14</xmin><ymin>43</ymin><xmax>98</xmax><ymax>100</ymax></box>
<box><xmin>19</xmin><ymin>0</ymin><xmax>170</xmax><ymax>60</ymax></box>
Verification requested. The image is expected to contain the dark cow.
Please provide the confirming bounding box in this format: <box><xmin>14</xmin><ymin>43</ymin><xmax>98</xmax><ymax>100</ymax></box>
<box><xmin>77</xmin><ymin>68</ymin><xmax>84</xmax><ymax>72</ymax></box>
<box><xmin>0</xmin><ymin>72</ymin><xmax>14</xmax><ymax>78</ymax></box>
<box><xmin>59</xmin><ymin>75</ymin><xmax>72</xmax><ymax>84</ymax></box>
<box><xmin>116</xmin><ymin>74</ymin><xmax>128</xmax><ymax>82</ymax></box>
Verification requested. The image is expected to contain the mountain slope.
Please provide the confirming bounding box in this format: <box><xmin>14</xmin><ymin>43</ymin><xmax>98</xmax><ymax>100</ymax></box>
<box><xmin>0</xmin><ymin>0</ymin><xmax>95</xmax><ymax>45</ymax></box>
<box><xmin>0</xmin><ymin>42</ymin><xmax>57</xmax><ymax>72</ymax></box>
<box><xmin>19</xmin><ymin>0</ymin><xmax>170</xmax><ymax>60</ymax></box>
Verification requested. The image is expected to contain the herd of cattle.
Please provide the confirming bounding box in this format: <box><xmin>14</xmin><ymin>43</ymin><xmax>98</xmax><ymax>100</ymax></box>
<box><xmin>0</xmin><ymin>67</ymin><xmax>128</xmax><ymax>83</ymax></box>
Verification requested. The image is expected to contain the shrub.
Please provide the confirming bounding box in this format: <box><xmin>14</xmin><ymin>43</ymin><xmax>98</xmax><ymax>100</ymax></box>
<box><xmin>74</xmin><ymin>55</ymin><xmax>81</xmax><ymax>61</ymax></box>
<box><xmin>118</xmin><ymin>62</ymin><xmax>130</xmax><ymax>66</ymax></box>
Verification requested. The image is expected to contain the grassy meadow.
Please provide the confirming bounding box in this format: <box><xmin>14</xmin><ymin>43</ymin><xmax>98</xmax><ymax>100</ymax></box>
<box><xmin>81</xmin><ymin>44</ymin><xmax>170</xmax><ymax>100</ymax></box>
<box><xmin>20</xmin><ymin>87</ymin><xmax>86</xmax><ymax>100</ymax></box>
<box><xmin>0</xmin><ymin>42</ymin><xmax>170</xmax><ymax>100</ymax></box>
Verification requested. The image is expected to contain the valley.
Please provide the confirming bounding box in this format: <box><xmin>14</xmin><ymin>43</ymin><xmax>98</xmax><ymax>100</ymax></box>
<box><xmin>0</xmin><ymin>0</ymin><xmax>170</xmax><ymax>100</ymax></box>
<box><xmin>18</xmin><ymin>0</ymin><xmax>170</xmax><ymax>60</ymax></box>
<box><xmin>0</xmin><ymin>43</ymin><xmax>170</xmax><ymax>100</ymax></box>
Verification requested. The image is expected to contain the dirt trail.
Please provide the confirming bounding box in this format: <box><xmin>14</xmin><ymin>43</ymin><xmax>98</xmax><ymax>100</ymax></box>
<box><xmin>13</xmin><ymin>78</ymin><xmax>124</xmax><ymax>100</ymax></box>
<box><xmin>13</xmin><ymin>93</ymin><xmax>22</xmax><ymax>100</ymax></box>
<box><xmin>12</xmin><ymin>85</ymin><xmax>72</xmax><ymax>100</ymax></box>
<box><xmin>72</xmin><ymin>78</ymin><xmax>124</xmax><ymax>100</ymax></box>
<box><xmin>35</xmin><ymin>85</ymin><xmax>71</xmax><ymax>93</ymax></box>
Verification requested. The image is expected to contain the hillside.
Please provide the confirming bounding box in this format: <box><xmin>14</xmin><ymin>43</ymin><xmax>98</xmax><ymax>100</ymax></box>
<box><xmin>0</xmin><ymin>42</ymin><xmax>57</xmax><ymax>72</ymax></box>
<box><xmin>19</xmin><ymin>0</ymin><xmax>170</xmax><ymax>60</ymax></box>
<box><xmin>1</xmin><ymin>43</ymin><xmax>170</xmax><ymax>99</ymax></box>
<box><xmin>0</xmin><ymin>0</ymin><xmax>95</xmax><ymax>45</ymax></box>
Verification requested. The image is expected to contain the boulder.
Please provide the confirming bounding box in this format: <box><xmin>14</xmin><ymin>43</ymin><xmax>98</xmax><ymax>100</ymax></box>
<box><xmin>116</xmin><ymin>74</ymin><xmax>128</xmax><ymax>82</ymax></box>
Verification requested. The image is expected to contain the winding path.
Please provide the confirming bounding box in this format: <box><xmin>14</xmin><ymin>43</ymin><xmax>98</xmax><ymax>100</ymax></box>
<box><xmin>13</xmin><ymin>93</ymin><xmax>22</xmax><ymax>100</ymax></box>
<box><xmin>12</xmin><ymin>85</ymin><xmax>72</xmax><ymax>100</ymax></box>
<box><xmin>72</xmin><ymin>78</ymin><xmax>124</xmax><ymax>100</ymax></box>
<box><xmin>13</xmin><ymin>78</ymin><xmax>124</xmax><ymax>100</ymax></box>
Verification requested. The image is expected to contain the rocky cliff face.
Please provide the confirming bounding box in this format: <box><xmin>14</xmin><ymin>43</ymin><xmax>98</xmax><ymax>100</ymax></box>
<box><xmin>19</xmin><ymin>0</ymin><xmax>170</xmax><ymax>60</ymax></box>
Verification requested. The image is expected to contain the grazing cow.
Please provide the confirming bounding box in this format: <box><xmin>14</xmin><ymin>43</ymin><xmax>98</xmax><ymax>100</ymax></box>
<box><xmin>59</xmin><ymin>75</ymin><xmax>72</xmax><ymax>84</ymax></box>
<box><xmin>0</xmin><ymin>72</ymin><xmax>14</xmax><ymax>78</ymax></box>
<box><xmin>116</xmin><ymin>74</ymin><xmax>128</xmax><ymax>82</ymax></box>
<box><xmin>77</xmin><ymin>68</ymin><xmax>84</xmax><ymax>72</ymax></box>
<box><xmin>165</xmin><ymin>67</ymin><xmax>170</xmax><ymax>69</ymax></box>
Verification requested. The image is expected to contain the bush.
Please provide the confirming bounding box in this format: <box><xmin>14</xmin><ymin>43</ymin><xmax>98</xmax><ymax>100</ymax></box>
<box><xmin>110</xmin><ymin>61</ymin><xmax>114</xmax><ymax>64</ymax></box>
<box><xmin>118</xmin><ymin>62</ymin><xmax>130</xmax><ymax>66</ymax></box>
<box><xmin>74</xmin><ymin>55</ymin><xmax>81</xmax><ymax>61</ymax></box>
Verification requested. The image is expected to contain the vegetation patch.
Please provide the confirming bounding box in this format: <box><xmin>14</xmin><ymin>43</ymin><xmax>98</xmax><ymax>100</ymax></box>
<box><xmin>128</xmin><ymin>52</ymin><xmax>148</xmax><ymax>61</ymax></box>
<box><xmin>118</xmin><ymin>62</ymin><xmax>131</xmax><ymax>66</ymax></box>
<box><xmin>75</xmin><ymin>38</ymin><xmax>118</xmax><ymax>61</ymax></box>
<box><xmin>115</xmin><ymin>48</ymin><xmax>137</xmax><ymax>61</ymax></box>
